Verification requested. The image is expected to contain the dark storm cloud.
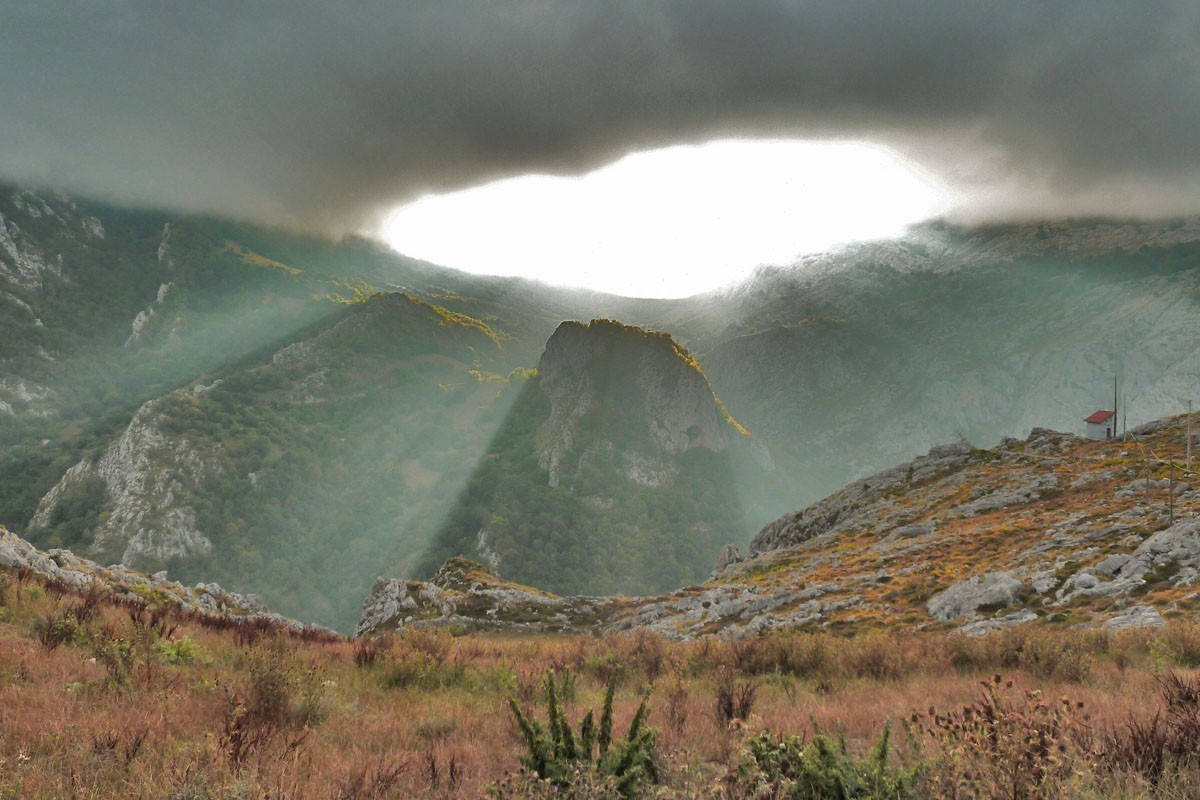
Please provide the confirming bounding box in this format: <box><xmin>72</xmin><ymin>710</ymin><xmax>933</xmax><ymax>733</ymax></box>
<box><xmin>2</xmin><ymin>1</ymin><xmax>1198</xmax><ymax>231</ymax></box>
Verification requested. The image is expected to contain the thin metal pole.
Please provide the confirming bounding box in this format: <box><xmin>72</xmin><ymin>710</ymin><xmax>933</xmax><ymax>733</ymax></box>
<box><xmin>1170</xmin><ymin>460</ymin><xmax>1176</xmax><ymax>526</ymax></box>
<box><xmin>1188</xmin><ymin>400</ymin><xmax>1193</xmax><ymax>471</ymax></box>
<box><xmin>1146</xmin><ymin>455</ymin><xmax>1152</xmax><ymax>506</ymax></box>
<box><xmin>1114</xmin><ymin>375</ymin><xmax>1119</xmax><ymax>439</ymax></box>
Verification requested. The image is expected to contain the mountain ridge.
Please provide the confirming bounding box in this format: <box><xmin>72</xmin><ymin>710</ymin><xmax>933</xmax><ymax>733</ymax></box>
<box><xmin>8</xmin><ymin>182</ymin><xmax>1200</xmax><ymax>631</ymax></box>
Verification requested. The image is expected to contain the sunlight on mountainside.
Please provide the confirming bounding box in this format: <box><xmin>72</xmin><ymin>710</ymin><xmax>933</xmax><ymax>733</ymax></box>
<box><xmin>378</xmin><ymin>139</ymin><xmax>954</xmax><ymax>298</ymax></box>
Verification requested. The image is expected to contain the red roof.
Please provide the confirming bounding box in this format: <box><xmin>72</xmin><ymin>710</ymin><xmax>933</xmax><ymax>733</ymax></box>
<box><xmin>1084</xmin><ymin>410</ymin><xmax>1115</xmax><ymax>424</ymax></box>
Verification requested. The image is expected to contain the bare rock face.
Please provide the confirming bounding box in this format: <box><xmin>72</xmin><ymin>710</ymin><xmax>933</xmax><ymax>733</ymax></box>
<box><xmin>1105</xmin><ymin>605</ymin><xmax>1166</xmax><ymax>629</ymax></box>
<box><xmin>1052</xmin><ymin>519</ymin><xmax>1200</xmax><ymax>603</ymax></box>
<box><xmin>124</xmin><ymin>282</ymin><xmax>174</xmax><ymax>348</ymax></box>
<box><xmin>535</xmin><ymin>320</ymin><xmax>740</xmax><ymax>488</ymax></box>
<box><xmin>0</xmin><ymin>377</ymin><xmax>55</xmax><ymax>418</ymax></box>
<box><xmin>947</xmin><ymin>473</ymin><xmax>1059</xmax><ymax>519</ymax></box>
<box><xmin>0</xmin><ymin>207</ymin><xmax>61</xmax><ymax>290</ymax></box>
<box><xmin>30</xmin><ymin>393</ymin><xmax>219</xmax><ymax>565</ymax></box>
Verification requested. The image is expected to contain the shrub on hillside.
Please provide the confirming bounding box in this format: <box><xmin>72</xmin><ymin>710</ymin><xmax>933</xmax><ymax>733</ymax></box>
<box><xmin>729</xmin><ymin>723</ymin><xmax>921</xmax><ymax>800</ymax></box>
<box><xmin>240</xmin><ymin>642</ymin><xmax>328</xmax><ymax>730</ymax></box>
<box><xmin>506</xmin><ymin>672</ymin><xmax>660</xmax><ymax>799</ymax></box>
<box><xmin>918</xmin><ymin>675</ymin><xmax>1089</xmax><ymax>799</ymax></box>
<box><xmin>1102</xmin><ymin>671</ymin><xmax>1200</xmax><ymax>785</ymax></box>
<box><xmin>715</xmin><ymin>668</ymin><xmax>757</xmax><ymax>726</ymax></box>
<box><xmin>1155</xmin><ymin>620</ymin><xmax>1200</xmax><ymax>668</ymax></box>
<box><xmin>33</xmin><ymin>606</ymin><xmax>79</xmax><ymax>650</ymax></box>
<box><xmin>946</xmin><ymin>627</ymin><xmax>1092</xmax><ymax>682</ymax></box>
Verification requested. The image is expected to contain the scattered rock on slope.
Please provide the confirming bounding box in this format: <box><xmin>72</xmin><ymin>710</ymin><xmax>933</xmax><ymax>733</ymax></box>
<box><xmin>750</xmin><ymin>440</ymin><xmax>973</xmax><ymax>554</ymax></box>
<box><xmin>0</xmin><ymin>526</ymin><xmax>323</xmax><ymax>633</ymax></box>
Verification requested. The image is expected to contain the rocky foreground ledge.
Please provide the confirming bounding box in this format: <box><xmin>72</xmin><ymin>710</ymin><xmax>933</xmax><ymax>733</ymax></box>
<box><xmin>356</xmin><ymin>557</ymin><xmax>630</xmax><ymax>637</ymax></box>
<box><xmin>0</xmin><ymin>526</ymin><xmax>331</xmax><ymax>635</ymax></box>
<box><xmin>361</xmin><ymin>416</ymin><xmax>1200</xmax><ymax>640</ymax></box>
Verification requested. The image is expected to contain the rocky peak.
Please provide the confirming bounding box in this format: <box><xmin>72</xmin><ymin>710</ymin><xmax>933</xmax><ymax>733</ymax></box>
<box><xmin>418</xmin><ymin>318</ymin><xmax>763</xmax><ymax>598</ymax></box>
<box><xmin>535</xmin><ymin>319</ymin><xmax>745</xmax><ymax>487</ymax></box>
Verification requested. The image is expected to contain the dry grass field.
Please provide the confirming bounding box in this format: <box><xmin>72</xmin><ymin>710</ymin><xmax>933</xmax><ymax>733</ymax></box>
<box><xmin>4</xmin><ymin>565</ymin><xmax>1200</xmax><ymax>798</ymax></box>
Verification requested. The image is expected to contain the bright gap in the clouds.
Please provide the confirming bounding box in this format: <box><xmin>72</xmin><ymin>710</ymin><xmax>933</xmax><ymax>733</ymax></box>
<box><xmin>378</xmin><ymin>139</ymin><xmax>953</xmax><ymax>299</ymax></box>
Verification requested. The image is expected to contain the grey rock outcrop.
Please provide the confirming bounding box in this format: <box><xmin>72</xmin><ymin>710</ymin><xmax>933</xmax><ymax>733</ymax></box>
<box><xmin>357</xmin><ymin>558</ymin><xmax>618</xmax><ymax>637</ymax></box>
<box><xmin>890</xmin><ymin>523</ymin><xmax>934</xmax><ymax>539</ymax></box>
<box><xmin>960</xmin><ymin>609</ymin><xmax>1039</xmax><ymax>636</ymax></box>
<box><xmin>948</xmin><ymin>473</ymin><xmax>1058</xmax><ymax>519</ymax></box>
<box><xmin>615</xmin><ymin>584</ymin><xmax>806</xmax><ymax>639</ymax></box>
<box><xmin>712</xmin><ymin>544</ymin><xmax>744</xmax><ymax>575</ymax></box>
<box><xmin>1105</xmin><ymin>605</ymin><xmax>1166</xmax><ymax>629</ymax></box>
<box><xmin>1052</xmin><ymin>520</ymin><xmax>1200</xmax><ymax>604</ymax></box>
<box><xmin>356</xmin><ymin>577</ymin><xmax>452</xmax><ymax>636</ymax></box>
<box><xmin>0</xmin><ymin>527</ymin><xmax>323</xmax><ymax>633</ymax></box>
<box><xmin>927</xmin><ymin>572</ymin><xmax>1027</xmax><ymax>623</ymax></box>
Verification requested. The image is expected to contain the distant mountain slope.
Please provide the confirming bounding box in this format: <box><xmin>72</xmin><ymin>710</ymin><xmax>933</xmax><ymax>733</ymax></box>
<box><xmin>419</xmin><ymin>319</ymin><xmax>770</xmax><ymax>596</ymax></box>
<box><xmin>24</xmin><ymin>293</ymin><xmax>525</xmax><ymax>630</ymax></box>
<box><xmin>697</xmin><ymin>220</ymin><xmax>1200</xmax><ymax>515</ymax></box>
<box><xmin>0</xmin><ymin>189</ymin><xmax>338</xmax><ymax>529</ymax></box>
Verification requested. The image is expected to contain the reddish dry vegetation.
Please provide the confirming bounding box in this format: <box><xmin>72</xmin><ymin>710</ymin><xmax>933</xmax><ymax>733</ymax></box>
<box><xmin>3</xmin><ymin>567</ymin><xmax>1200</xmax><ymax>797</ymax></box>
<box><xmin>717</xmin><ymin>417</ymin><xmax>1200</xmax><ymax>637</ymax></box>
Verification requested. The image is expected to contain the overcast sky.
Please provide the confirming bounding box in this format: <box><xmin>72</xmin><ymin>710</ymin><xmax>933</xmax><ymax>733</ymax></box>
<box><xmin>3</xmin><ymin>1</ymin><xmax>1199</xmax><ymax>235</ymax></box>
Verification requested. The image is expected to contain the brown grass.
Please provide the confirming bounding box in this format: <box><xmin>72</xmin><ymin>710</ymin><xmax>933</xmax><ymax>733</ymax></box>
<box><xmin>4</xmin><ymin>568</ymin><xmax>1200</xmax><ymax>797</ymax></box>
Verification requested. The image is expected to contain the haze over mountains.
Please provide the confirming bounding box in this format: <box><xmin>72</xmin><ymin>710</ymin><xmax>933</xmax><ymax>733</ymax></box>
<box><xmin>4</xmin><ymin>183</ymin><xmax>1200</xmax><ymax>630</ymax></box>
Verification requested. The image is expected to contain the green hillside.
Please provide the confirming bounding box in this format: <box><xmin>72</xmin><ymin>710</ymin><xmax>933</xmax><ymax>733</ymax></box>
<box><xmin>24</xmin><ymin>293</ymin><xmax>527</xmax><ymax>630</ymax></box>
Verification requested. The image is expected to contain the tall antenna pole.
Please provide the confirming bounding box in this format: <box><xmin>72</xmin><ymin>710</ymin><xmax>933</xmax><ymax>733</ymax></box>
<box><xmin>1114</xmin><ymin>374</ymin><xmax>1119</xmax><ymax>439</ymax></box>
<box><xmin>1170</xmin><ymin>460</ymin><xmax>1176</xmax><ymax>526</ymax></box>
<box><xmin>1189</xmin><ymin>400</ymin><xmax>1193</xmax><ymax>471</ymax></box>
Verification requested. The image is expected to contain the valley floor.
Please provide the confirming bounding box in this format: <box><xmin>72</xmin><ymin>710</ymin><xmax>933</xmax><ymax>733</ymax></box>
<box><xmin>3</xmin><ymin>567</ymin><xmax>1200</xmax><ymax>798</ymax></box>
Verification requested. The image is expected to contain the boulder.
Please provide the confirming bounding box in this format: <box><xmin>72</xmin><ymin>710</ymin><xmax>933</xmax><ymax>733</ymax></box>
<box><xmin>1105</xmin><ymin>605</ymin><xmax>1166</xmax><ymax>629</ymax></box>
<box><xmin>960</xmin><ymin>609</ymin><xmax>1038</xmax><ymax>636</ymax></box>
<box><xmin>927</xmin><ymin>572</ymin><xmax>1026</xmax><ymax>623</ymax></box>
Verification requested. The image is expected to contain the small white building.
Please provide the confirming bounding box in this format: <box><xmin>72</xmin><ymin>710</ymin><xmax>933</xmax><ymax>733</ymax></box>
<box><xmin>1084</xmin><ymin>409</ymin><xmax>1115</xmax><ymax>440</ymax></box>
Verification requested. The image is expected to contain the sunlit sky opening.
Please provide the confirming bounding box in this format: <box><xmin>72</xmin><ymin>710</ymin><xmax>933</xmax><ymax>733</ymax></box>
<box><xmin>378</xmin><ymin>139</ymin><xmax>955</xmax><ymax>299</ymax></box>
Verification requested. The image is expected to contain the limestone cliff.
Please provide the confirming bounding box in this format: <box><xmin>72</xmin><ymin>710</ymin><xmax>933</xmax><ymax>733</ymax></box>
<box><xmin>30</xmin><ymin>390</ymin><xmax>221</xmax><ymax>566</ymax></box>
